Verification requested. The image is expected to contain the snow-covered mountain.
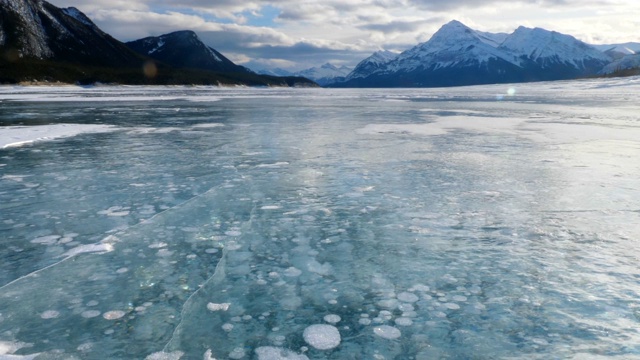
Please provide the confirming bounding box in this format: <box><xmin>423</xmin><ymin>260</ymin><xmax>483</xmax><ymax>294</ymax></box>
<box><xmin>126</xmin><ymin>31</ymin><xmax>250</xmax><ymax>73</ymax></box>
<box><xmin>499</xmin><ymin>26</ymin><xmax>610</xmax><ymax>69</ymax></box>
<box><xmin>256</xmin><ymin>63</ymin><xmax>352</xmax><ymax>85</ymax></box>
<box><xmin>336</xmin><ymin>20</ymin><xmax>613</xmax><ymax>88</ymax></box>
<box><xmin>592</xmin><ymin>43</ymin><xmax>640</xmax><ymax>60</ymax></box>
<box><xmin>256</xmin><ymin>68</ymin><xmax>294</xmax><ymax>77</ymax></box>
<box><xmin>344</xmin><ymin>50</ymin><xmax>397</xmax><ymax>81</ymax></box>
<box><xmin>0</xmin><ymin>0</ymin><xmax>142</xmax><ymax>66</ymax></box>
<box><xmin>291</xmin><ymin>63</ymin><xmax>352</xmax><ymax>85</ymax></box>
<box><xmin>600</xmin><ymin>54</ymin><xmax>640</xmax><ymax>75</ymax></box>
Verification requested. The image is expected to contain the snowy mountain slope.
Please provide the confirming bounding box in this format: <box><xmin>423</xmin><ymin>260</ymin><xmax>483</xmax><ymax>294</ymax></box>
<box><xmin>345</xmin><ymin>50</ymin><xmax>397</xmax><ymax>81</ymax></box>
<box><xmin>600</xmin><ymin>54</ymin><xmax>640</xmax><ymax>74</ymax></box>
<box><xmin>335</xmin><ymin>20</ymin><xmax>615</xmax><ymax>88</ymax></box>
<box><xmin>293</xmin><ymin>63</ymin><xmax>351</xmax><ymax>85</ymax></box>
<box><xmin>592</xmin><ymin>43</ymin><xmax>640</xmax><ymax>60</ymax></box>
<box><xmin>592</xmin><ymin>42</ymin><xmax>640</xmax><ymax>54</ymax></box>
<box><xmin>385</xmin><ymin>20</ymin><xmax>521</xmax><ymax>73</ymax></box>
<box><xmin>499</xmin><ymin>26</ymin><xmax>610</xmax><ymax>69</ymax></box>
<box><xmin>257</xmin><ymin>63</ymin><xmax>350</xmax><ymax>85</ymax></box>
<box><xmin>0</xmin><ymin>0</ymin><xmax>143</xmax><ymax>66</ymax></box>
<box><xmin>126</xmin><ymin>31</ymin><xmax>250</xmax><ymax>73</ymax></box>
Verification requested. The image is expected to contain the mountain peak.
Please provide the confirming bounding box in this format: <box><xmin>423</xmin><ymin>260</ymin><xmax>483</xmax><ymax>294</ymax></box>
<box><xmin>125</xmin><ymin>30</ymin><xmax>250</xmax><ymax>74</ymax></box>
<box><xmin>320</xmin><ymin>63</ymin><xmax>339</xmax><ymax>70</ymax></box>
<box><xmin>500</xmin><ymin>25</ymin><xmax>610</xmax><ymax>64</ymax></box>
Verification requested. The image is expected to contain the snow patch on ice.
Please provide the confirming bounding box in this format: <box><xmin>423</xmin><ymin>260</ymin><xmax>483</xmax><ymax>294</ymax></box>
<box><xmin>0</xmin><ymin>124</ymin><xmax>118</xmax><ymax>149</ymax></box>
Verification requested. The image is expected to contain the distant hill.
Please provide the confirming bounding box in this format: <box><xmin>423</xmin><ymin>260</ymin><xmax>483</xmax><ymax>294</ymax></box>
<box><xmin>0</xmin><ymin>0</ymin><xmax>316</xmax><ymax>86</ymax></box>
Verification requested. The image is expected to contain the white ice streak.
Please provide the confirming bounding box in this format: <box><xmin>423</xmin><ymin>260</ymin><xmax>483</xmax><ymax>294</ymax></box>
<box><xmin>0</xmin><ymin>341</ymin><xmax>32</xmax><ymax>356</ymax></box>
<box><xmin>0</xmin><ymin>124</ymin><xmax>117</xmax><ymax>149</ymax></box>
<box><xmin>60</xmin><ymin>243</ymin><xmax>114</xmax><ymax>257</ymax></box>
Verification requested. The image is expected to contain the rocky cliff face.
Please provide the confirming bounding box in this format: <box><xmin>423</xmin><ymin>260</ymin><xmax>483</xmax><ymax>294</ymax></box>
<box><xmin>0</xmin><ymin>0</ymin><xmax>143</xmax><ymax>67</ymax></box>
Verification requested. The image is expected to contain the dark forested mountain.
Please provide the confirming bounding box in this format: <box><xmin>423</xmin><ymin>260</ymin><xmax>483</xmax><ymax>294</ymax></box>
<box><xmin>126</xmin><ymin>31</ymin><xmax>250</xmax><ymax>73</ymax></box>
<box><xmin>0</xmin><ymin>0</ymin><xmax>315</xmax><ymax>86</ymax></box>
<box><xmin>333</xmin><ymin>20</ymin><xmax>613</xmax><ymax>88</ymax></box>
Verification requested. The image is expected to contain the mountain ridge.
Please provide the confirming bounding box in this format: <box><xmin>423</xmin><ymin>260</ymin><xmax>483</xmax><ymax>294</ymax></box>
<box><xmin>332</xmin><ymin>20</ymin><xmax>615</xmax><ymax>88</ymax></box>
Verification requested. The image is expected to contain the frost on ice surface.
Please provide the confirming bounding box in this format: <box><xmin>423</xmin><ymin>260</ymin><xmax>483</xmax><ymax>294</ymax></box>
<box><xmin>303</xmin><ymin>324</ymin><xmax>341</xmax><ymax>350</ymax></box>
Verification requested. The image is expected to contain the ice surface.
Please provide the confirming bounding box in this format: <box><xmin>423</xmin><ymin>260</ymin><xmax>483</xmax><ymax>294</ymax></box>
<box><xmin>1</xmin><ymin>78</ymin><xmax>640</xmax><ymax>359</ymax></box>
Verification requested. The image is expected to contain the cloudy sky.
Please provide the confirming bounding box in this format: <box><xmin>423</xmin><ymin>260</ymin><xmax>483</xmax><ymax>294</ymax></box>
<box><xmin>48</xmin><ymin>0</ymin><xmax>640</xmax><ymax>71</ymax></box>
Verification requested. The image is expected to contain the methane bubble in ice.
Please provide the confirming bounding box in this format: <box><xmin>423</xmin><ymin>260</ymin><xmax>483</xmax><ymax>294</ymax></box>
<box><xmin>81</xmin><ymin>310</ymin><xmax>101</xmax><ymax>318</ymax></box>
<box><xmin>229</xmin><ymin>347</ymin><xmax>246</xmax><ymax>359</ymax></box>
<box><xmin>373</xmin><ymin>325</ymin><xmax>401</xmax><ymax>340</ymax></box>
<box><xmin>103</xmin><ymin>310</ymin><xmax>126</xmax><ymax>320</ymax></box>
<box><xmin>255</xmin><ymin>347</ymin><xmax>309</xmax><ymax>360</ymax></box>
<box><xmin>303</xmin><ymin>324</ymin><xmax>341</xmax><ymax>350</ymax></box>
<box><xmin>394</xmin><ymin>317</ymin><xmax>413</xmax><ymax>326</ymax></box>
<box><xmin>40</xmin><ymin>310</ymin><xmax>60</xmax><ymax>319</ymax></box>
<box><xmin>445</xmin><ymin>303</ymin><xmax>461</xmax><ymax>310</ymax></box>
<box><xmin>397</xmin><ymin>292</ymin><xmax>419</xmax><ymax>303</ymax></box>
<box><xmin>323</xmin><ymin>314</ymin><xmax>341</xmax><ymax>324</ymax></box>
<box><xmin>283</xmin><ymin>267</ymin><xmax>302</xmax><ymax>277</ymax></box>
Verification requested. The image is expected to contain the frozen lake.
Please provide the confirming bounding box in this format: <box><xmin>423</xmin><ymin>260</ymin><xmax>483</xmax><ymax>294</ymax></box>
<box><xmin>1</xmin><ymin>78</ymin><xmax>640</xmax><ymax>359</ymax></box>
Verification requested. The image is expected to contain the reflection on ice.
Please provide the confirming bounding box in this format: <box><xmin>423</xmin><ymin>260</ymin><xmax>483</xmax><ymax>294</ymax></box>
<box><xmin>1</xmin><ymin>78</ymin><xmax>640</xmax><ymax>358</ymax></box>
